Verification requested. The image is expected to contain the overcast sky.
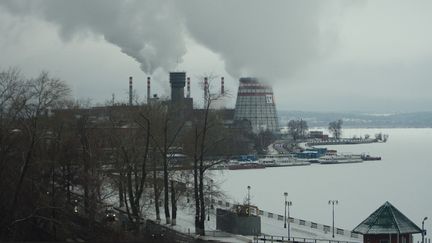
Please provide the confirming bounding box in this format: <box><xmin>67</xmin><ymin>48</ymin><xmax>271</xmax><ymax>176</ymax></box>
<box><xmin>0</xmin><ymin>0</ymin><xmax>431</xmax><ymax>112</ymax></box>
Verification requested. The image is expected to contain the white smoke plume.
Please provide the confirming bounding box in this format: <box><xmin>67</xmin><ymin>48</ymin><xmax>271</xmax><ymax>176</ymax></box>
<box><xmin>0</xmin><ymin>0</ymin><xmax>346</xmax><ymax>80</ymax></box>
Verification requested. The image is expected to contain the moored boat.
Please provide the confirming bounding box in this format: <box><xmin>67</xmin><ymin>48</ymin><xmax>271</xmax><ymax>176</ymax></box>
<box><xmin>259</xmin><ymin>155</ymin><xmax>311</xmax><ymax>167</ymax></box>
<box><xmin>228</xmin><ymin>162</ymin><xmax>265</xmax><ymax>170</ymax></box>
<box><xmin>319</xmin><ymin>154</ymin><xmax>363</xmax><ymax>164</ymax></box>
<box><xmin>361</xmin><ymin>154</ymin><xmax>382</xmax><ymax>161</ymax></box>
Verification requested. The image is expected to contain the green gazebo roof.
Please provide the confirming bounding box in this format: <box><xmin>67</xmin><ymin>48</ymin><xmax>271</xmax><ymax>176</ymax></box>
<box><xmin>353</xmin><ymin>201</ymin><xmax>422</xmax><ymax>235</ymax></box>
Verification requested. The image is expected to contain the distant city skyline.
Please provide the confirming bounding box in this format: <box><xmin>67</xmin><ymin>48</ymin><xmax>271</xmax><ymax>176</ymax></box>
<box><xmin>0</xmin><ymin>1</ymin><xmax>432</xmax><ymax>113</ymax></box>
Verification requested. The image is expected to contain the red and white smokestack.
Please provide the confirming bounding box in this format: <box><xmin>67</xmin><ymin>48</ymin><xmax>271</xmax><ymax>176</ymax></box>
<box><xmin>221</xmin><ymin>77</ymin><xmax>225</xmax><ymax>95</ymax></box>
<box><xmin>147</xmin><ymin>77</ymin><xmax>151</xmax><ymax>103</ymax></box>
<box><xmin>187</xmin><ymin>77</ymin><xmax>191</xmax><ymax>98</ymax></box>
<box><xmin>129</xmin><ymin>76</ymin><xmax>133</xmax><ymax>106</ymax></box>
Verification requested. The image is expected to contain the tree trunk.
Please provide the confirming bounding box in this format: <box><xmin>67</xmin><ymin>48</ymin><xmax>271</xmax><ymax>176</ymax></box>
<box><xmin>118</xmin><ymin>177</ymin><xmax>124</xmax><ymax>207</ymax></box>
<box><xmin>171</xmin><ymin>180</ymin><xmax>177</xmax><ymax>226</ymax></box>
<box><xmin>194</xmin><ymin>158</ymin><xmax>201</xmax><ymax>234</ymax></box>
<box><xmin>199</xmin><ymin>168</ymin><xmax>206</xmax><ymax>236</ymax></box>
<box><xmin>10</xmin><ymin>133</ymin><xmax>35</xmax><ymax>221</ymax></box>
<box><xmin>163</xmin><ymin>123</ymin><xmax>170</xmax><ymax>224</ymax></box>
<box><xmin>84</xmin><ymin>163</ymin><xmax>89</xmax><ymax>216</ymax></box>
<box><xmin>66</xmin><ymin>162</ymin><xmax>71</xmax><ymax>203</ymax></box>
<box><xmin>153</xmin><ymin>165</ymin><xmax>160</xmax><ymax>222</ymax></box>
<box><xmin>193</xmin><ymin>126</ymin><xmax>202</xmax><ymax>235</ymax></box>
<box><xmin>163</xmin><ymin>163</ymin><xmax>170</xmax><ymax>225</ymax></box>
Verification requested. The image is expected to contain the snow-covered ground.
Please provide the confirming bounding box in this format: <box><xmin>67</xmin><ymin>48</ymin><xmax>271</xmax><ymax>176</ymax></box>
<box><xmin>143</xmin><ymin>200</ymin><xmax>361</xmax><ymax>243</ymax></box>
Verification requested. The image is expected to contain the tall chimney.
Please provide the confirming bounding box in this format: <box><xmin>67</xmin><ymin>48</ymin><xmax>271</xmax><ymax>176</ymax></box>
<box><xmin>187</xmin><ymin>77</ymin><xmax>191</xmax><ymax>98</ymax></box>
<box><xmin>221</xmin><ymin>77</ymin><xmax>225</xmax><ymax>95</ymax></box>
<box><xmin>129</xmin><ymin>76</ymin><xmax>133</xmax><ymax>106</ymax></box>
<box><xmin>169</xmin><ymin>72</ymin><xmax>186</xmax><ymax>105</ymax></box>
<box><xmin>204</xmin><ymin>77</ymin><xmax>208</xmax><ymax>107</ymax></box>
<box><xmin>147</xmin><ymin>77</ymin><xmax>151</xmax><ymax>103</ymax></box>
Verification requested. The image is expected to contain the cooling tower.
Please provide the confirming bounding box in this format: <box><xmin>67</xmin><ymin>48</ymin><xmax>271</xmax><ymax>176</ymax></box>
<box><xmin>233</xmin><ymin>77</ymin><xmax>279</xmax><ymax>133</ymax></box>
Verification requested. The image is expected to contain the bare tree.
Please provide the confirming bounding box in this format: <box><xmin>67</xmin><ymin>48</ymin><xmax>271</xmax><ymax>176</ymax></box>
<box><xmin>287</xmin><ymin>119</ymin><xmax>308</xmax><ymax>141</ymax></box>
<box><xmin>148</xmin><ymin>103</ymin><xmax>185</xmax><ymax>225</ymax></box>
<box><xmin>106</xmin><ymin>105</ymin><xmax>151</xmax><ymax>231</ymax></box>
<box><xmin>328</xmin><ymin>119</ymin><xmax>343</xmax><ymax>139</ymax></box>
<box><xmin>0</xmin><ymin>69</ymin><xmax>73</xmax><ymax>239</ymax></box>
<box><xmin>0</xmin><ymin>68</ymin><xmax>26</xmax><ymax>187</ymax></box>
<box><xmin>184</xmin><ymin>75</ymin><xmax>228</xmax><ymax>235</ymax></box>
<box><xmin>9</xmin><ymin>71</ymin><xmax>70</xmax><ymax>226</ymax></box>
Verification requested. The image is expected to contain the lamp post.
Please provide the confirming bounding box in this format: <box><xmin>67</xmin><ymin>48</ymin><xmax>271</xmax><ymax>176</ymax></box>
<box><xmin>247</xmin><ymin>186</ymin><xmax>251</xmax><ymax>206</ymax></box>
<box><xmin>287</xmin><ymin>200</ymin><xmax>292</xmax><ymax>240</ymax></box>
<box><xmin>423</xmin><ymin>217</ymin><xmax>428</xmax><ymax>243</ymax></box>
<box><xmin>329</xmin><ymin>200</ymin><xmax>338</xmax><ymax>238</ymax></box>
<box><xmin>284</xmin><ymin>192</ymin><xmax>288</xmax><ymax>228</ymax></box>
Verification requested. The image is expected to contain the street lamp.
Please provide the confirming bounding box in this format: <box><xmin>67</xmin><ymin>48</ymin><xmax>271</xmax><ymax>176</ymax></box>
<box><xmin>329</xmin><ymin>200</ymin><xmax>338</xmax><ymax>238</ymax></box>
<box><xmin>247</xmin><ymin>186</ymin><xmax>251</xmax><ymax>206</ymax></box>
<box><xmin>284</xmin><ymin>192</ymin><xmax>288</xmax><ymax>228</ymax></box>
<box><xmin>422</xmin><ymin>217</ymin><xmax>428</xmax><ymax>243</ymax></box>
<box><xmin>287</xmin><ymin>200</ymin><xmax>293</xmax><ymax>240</ymax></box>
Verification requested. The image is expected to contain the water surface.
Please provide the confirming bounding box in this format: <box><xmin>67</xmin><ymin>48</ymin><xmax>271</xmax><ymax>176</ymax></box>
<box><xmin>214</xmin><ymin>128</ymin><xmax>432</xmax><ymax>238</ymax></box>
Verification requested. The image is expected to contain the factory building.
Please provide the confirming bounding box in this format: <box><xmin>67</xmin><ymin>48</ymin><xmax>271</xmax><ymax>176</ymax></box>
<box><xmin>169</xmin><ymin>72</ymin><xmax>186</xmax><ymax>105</ymax></box>
<box><xmin>233</xmin><ymin>77</ymin><xmax>279</xmax><ymax>133</ymax></box>
<box><xmin>56</xmin><ymin>73</ymin><xmax>279</xmax><ymax>137</ymax></box>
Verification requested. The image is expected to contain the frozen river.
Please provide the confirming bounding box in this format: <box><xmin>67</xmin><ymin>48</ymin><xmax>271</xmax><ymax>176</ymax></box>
<box><xmin>212</xmin><ymin>128</ymin><xmax>432</xmax><ymax>240</ymax></box>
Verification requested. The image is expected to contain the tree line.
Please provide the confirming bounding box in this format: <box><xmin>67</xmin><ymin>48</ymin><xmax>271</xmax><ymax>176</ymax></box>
<box><xmin>0</xmin><ymin>68</ymin><xmax>249</xmax><ymax>241</ymax></box>
<box><xmin>287</xmin><ymin>118</ymin><xmax>344</xmax><ymax>140</ymax></box>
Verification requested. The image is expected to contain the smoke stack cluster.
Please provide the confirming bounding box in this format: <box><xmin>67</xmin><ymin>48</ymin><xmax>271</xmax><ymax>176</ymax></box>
<box><xmin>147</xmin><ymin>77</ymin><xmax>151</xmax><ymax>103</ymax></box>
<box><xmin>187</xmin><ymin>77</ymin><xmax>191</xmax><ymax>98</ymax></box>
<box><xmin>129</xmin><ymin>76</ymin><xmax>133</xmax><ymax>106</ymax></box>
<box><xmin>221</xmin><ymin>77</ymin><xmax>225</xmax><ymax>95</ymax></box>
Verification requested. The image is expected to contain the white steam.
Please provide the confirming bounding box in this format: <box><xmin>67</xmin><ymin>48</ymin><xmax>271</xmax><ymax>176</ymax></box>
<box><xmin>0</xmin><ymin>0</ymin><xmax>346</xmax><ymax>80</ymax></box>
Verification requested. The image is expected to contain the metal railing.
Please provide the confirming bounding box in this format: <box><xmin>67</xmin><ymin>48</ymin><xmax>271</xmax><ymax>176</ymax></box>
<box><xmin>215</xmin><ymin>199</ymin><xmax>361</xmax><ymax>240</ymax></box>
<box><xmin>254</xmin><ymin>234</ymin><xmax>361</xmax><ymax>243</ymax></box>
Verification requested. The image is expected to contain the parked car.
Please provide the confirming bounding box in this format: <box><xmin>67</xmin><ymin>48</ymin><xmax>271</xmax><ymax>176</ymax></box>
<box><xmin>104</xmin><ymin>208</ymin><xmax>117</xmax><ymax>222</ymax></box>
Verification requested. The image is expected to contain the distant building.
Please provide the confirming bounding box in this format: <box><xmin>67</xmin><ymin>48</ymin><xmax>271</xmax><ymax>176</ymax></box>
<box><xmin>309</xmin><ymin>130</ymin><xmax>329</xmax><ymax>140</ymax></box>
<box><xmin>309</xmin><ymin>131</ymin><xmax>323</xmax><ymax>138</ymax></box>
<box><xmin>233</xmin><ymin>77</ymin><xmax>279</xmax><ymax>134</ymax></box>
<box><xmin>353</xmin><ymin>201</ymin><xmax>422</xmax><ymax>243</ymax></box>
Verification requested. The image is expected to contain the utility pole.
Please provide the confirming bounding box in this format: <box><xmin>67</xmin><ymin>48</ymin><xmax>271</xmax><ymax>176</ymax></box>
<box><xmin>423</xmin><ymin>217</ymin><xmax>428</xmax><ymax>243</ymax></box>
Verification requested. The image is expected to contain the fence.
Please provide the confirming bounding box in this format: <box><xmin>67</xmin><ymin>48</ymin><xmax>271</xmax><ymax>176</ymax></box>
<box><xmin>214</xmin><ymin>199</ymin><xmax>361</xmax><ymax>240</ymax></box>
<box><xmin>254</xmin><ymin>235</ymin><xmax>361</xmax><ymax>243</ymax></box>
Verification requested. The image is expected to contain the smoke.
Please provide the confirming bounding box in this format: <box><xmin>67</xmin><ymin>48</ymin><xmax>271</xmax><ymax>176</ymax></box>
<box><xmin>0</xmin><ymin>0</ymin><xmax>346</xmax><ymax>80</ymax></box>
<box><xmin>177</xmin><ymin>1</ymin><xmax>333</xmax><ymax>81</ymax></box>
<box><xmin>0</xmin><ymin>0</ymin><xmax>186</xmax><ymax>75</ymax></box>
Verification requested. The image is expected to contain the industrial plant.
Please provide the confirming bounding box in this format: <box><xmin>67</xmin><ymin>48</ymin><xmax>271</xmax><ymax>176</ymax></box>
<box><xmin>125</xmin><ymin>71</ymin><xmax>280</xmax><ymax>135</ymax></box>
<box><xmin>136</xmin><ymin>72</ymin><xmax>279</xmax><ymax>134</ymax></box>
